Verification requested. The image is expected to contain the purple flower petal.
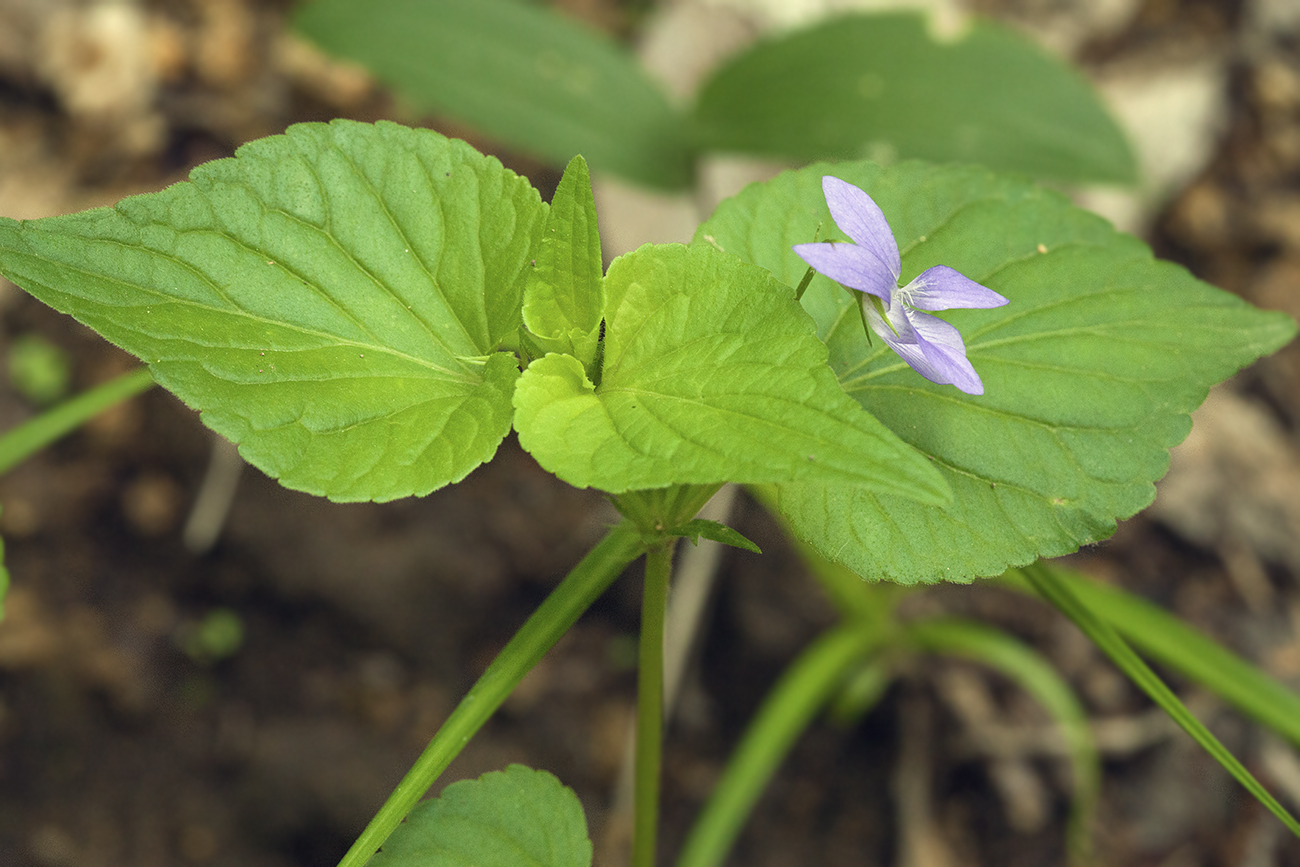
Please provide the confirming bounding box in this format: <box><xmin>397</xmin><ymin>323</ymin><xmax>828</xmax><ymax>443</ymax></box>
<box><xmin>793</xmin><ymin>241</ymin><xmax>895</xmax><ymax>301</ymax></box>
<box><xmin>792</xmin><ymin>176</ymin><xmax>1005</xmax><ymax>395</ymax></box>
<box><xmin>821</xmin><ymin>177</ymin><xmax>900</xmax><ymax>281</ymax></box>
<box><xmin>901</xmin><ymin>266</ymin><xmax>1009</xmax><ymax>311</ymax></box>
<box><xmin>864</xmin><ymin>302</ymin><xmax>985</xmax><ymax>394</ymax></box>
<box><xmin>907</xmin><ymin>310</ymin><xmax>985</xmax><ymax>394</ymax></box>
<box><xmin>862</xmin><ymin>294</ymin><xmax>918</xmax><ymax>345</ymax></box>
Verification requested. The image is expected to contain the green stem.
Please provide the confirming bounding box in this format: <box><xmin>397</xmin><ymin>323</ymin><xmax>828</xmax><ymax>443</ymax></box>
<box><xmin>335</xmin><ymin>521</ymin><xmax>646</xmax><ymax>867</ymax></box>
<box><xmin>0</xmin><ymin>367</ymin><xmax>155</xmax><ymax>475</ymax></box>
<box><xmin>634</xmin><ymin>539</ymin><xmax>674</xmax><ymax>867</ymax></box>
<box><xmin>1021</xmin><ymin>561</ymin><xmax>1300</xmax><ymax>839</ymax></box>
<box><xmin>676</xmin><ymin>620</ymin><xmax>884</xmax><ymax>867</ymax></box>
<box><xmin>793</xmin><ymin>266</ymin><xmax>816</xmax><ymax>302</ymax></box>
<box><xmin>998</xmin><ymin>566</ymin><xmax>1300</xmax><ymax>746</ymax></box>
<box><xmin>904</xmin><ymin>617</ymin><xmax>1099</xmax><ymax>865</ymax></box>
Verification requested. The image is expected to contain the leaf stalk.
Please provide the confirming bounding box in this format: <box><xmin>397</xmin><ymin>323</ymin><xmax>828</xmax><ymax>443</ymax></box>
<box><xmin>335</xmin><ymin>521</ymin><xmax>645</xmax><ymax>867</ymax></box>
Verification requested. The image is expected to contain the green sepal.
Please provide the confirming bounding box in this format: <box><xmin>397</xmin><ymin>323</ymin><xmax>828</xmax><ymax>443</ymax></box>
<box><xmin>670</xmin><ymin>518</ymin><xmax>761</xmax><ymax>554</ymax></box>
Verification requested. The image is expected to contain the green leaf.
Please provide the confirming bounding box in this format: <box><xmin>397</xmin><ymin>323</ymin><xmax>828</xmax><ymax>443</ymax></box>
<box><xmin>523</xmin><ymin>156</ymin><xmax>604</xmax><ymax>371</ymax></box>
<box><xmin>295</xmin><ymin>0</ymin><xmax>692</xmax><ymax>189</ymax></box>
<box><xmin>671</xmin><ymin>519</ymin><xmax>761</xmax><ymax>554</ymax></box>
<box><xmin>0</xmin><ymin>121</ymin><xmax>546</xmax><ymax>502</ymax></box>
<box><xmin>366</xmin><ymin>764</ymin><xmax>592</xmax><ymax>867</ymax></box>
<box><xmin>513</xmin><ymin>243</ymin><xmax>951</xmax><ymax>500</ymax></box>
<box><xmin>693</xmin><ymin>12</ymin><xmax>1136</xmax><ymax>184</ymax></box>
<box><xmin>698</xmin><ymin>162</ymin><xmax>1296</xmax><ymax>582</ymax></box>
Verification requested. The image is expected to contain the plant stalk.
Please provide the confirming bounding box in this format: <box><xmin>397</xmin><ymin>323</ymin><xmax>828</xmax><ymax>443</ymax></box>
<box><xmin>1021</xmin><ymin>560</ymin><xmax>1300</xmax><ymax>839</ymax></box>
<box><xmin>633</xmin><ymin>539</ymin><xmax>675</xmax><ymax>867</ymax></box>
<box><xmin>676</xmin><ymin>620</ymin><xmax>883</xmax><ymax>867</ymax></box>
<box><xmin>0</xmin><ymin>367</ymin><xmax>155</xmax><ymax>475</ymax></box>
<box><xmin>336</xmin><ymin>520</ymin><xmax>645</xmax><ymax>867</ymax></box>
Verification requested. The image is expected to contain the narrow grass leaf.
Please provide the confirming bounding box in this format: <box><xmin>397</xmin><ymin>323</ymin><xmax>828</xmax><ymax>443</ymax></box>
<box><xmin>1004</xmin><ymin>565</ymin><xmax>1300</xmax><ymax>748</ymax></box>
<box><xmin>1022</xmin><ymin>561</ymin><xmax>1300</xmax><ymax>839</ymax></box>
<box><xmin>905</xmin><ymin>617</ymin><xmax>1100</xmax><ymax>862</ymax></box>
<box><xmin>677</xmin><ymin>621</ymin><xmax>884</xmax><ymax>867</ymax></box>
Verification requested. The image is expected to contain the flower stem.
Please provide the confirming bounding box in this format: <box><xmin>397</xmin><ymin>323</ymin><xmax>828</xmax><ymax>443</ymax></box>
<box><xmin>0</xmin><ymin>366</ymin><xmax>155</xmax><ymax>475</ymax></box>
<box><xmin>633</xmin><ymin>539</ymin><xmax>675</xmax><ymax>867</ymax></box>
<box><xmin>677</xmin><ymin>620</ymin><xmax>884</xmax><ymax>867</ymax></box>
<box><xmin>794</xmin><ymin>265</ymin><xmax>816</xmax><ymax>302</ymax></box>
<box><xmin>335</xmin><ymin>521</ymin><xmax>645</xmax><ymax>867</ymax></box>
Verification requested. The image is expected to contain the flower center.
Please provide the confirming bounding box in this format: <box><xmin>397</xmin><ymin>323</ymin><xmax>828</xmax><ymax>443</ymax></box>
<box><xmin>893</xmin><ymin>279</ymin><xmax>919</xmax><ymax>309</ymax></box>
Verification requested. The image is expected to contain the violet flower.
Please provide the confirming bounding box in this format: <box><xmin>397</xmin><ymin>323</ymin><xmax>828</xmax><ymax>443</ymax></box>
<box><xmin>794</xmin><ymin>176</ymin><xmax>1009</xmax><ymax>395</ymax></box>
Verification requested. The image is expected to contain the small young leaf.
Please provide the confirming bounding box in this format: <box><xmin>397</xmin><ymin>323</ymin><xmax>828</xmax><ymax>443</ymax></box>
<box><xmin>367</xmin><ymin>764</ymin><xmax>591</xmax><ymax>867</ymax></box>
<box><xmin>0</xmin><ymin>121</ymin><xmax>547</xmax><ymax>502</ymax></box>
<box><xmin>295</xmin><ymin>0</ymin><xmax>692</xmax><ymax>189</ymax></box>
<box><xmin>523</xmin><ymin>155</ymin><xmax>604</xmax><ymax>371</ymax></box>
<box><xmin>513</xmin><ymin>243</ymin><xmax>951</xmax><ymax>501</ymax></box>
<box><xmin>693</xmin><ymin>12</ymin><xmax>1135</xmax><ymax>184</ymax></box>
<box><xmin>672</xmin><ymin>519</ymin><xmax>761</xmax><ymax>554</ymax></box>
<box><xmin>699</xmin><ymin>162</ymin><xmax>1296</xmax><ymax>582</ymax></box>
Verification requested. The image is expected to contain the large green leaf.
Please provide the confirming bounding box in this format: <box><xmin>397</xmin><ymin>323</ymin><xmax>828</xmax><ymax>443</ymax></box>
<box><xmin>0</xmin><ymin>120</ymin><xmax>546</xmax><ymax>502</ymax></box>
<box><xmin>366</xmin><ymin>764</ymin><xmax>591</xmax><ymax>867</ymax></box>
<box><xmin>513</xmin><ymin>243</ymin><xmax>950</xmax><ymax>500</ymax></box>
<box><xmin>699</xmin><ymin>162</ymin><xmax>1296</xmax><ymax>582</ymax></box>
<box><xmin>693</xmin><ymin>12</ymin><xmax>1136</xmax><ymax>184</ymax></box>
<box><xmin>294</xmin><ymin>0</ymin><xmax>692</xmax><ymax>189</ymax></box>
